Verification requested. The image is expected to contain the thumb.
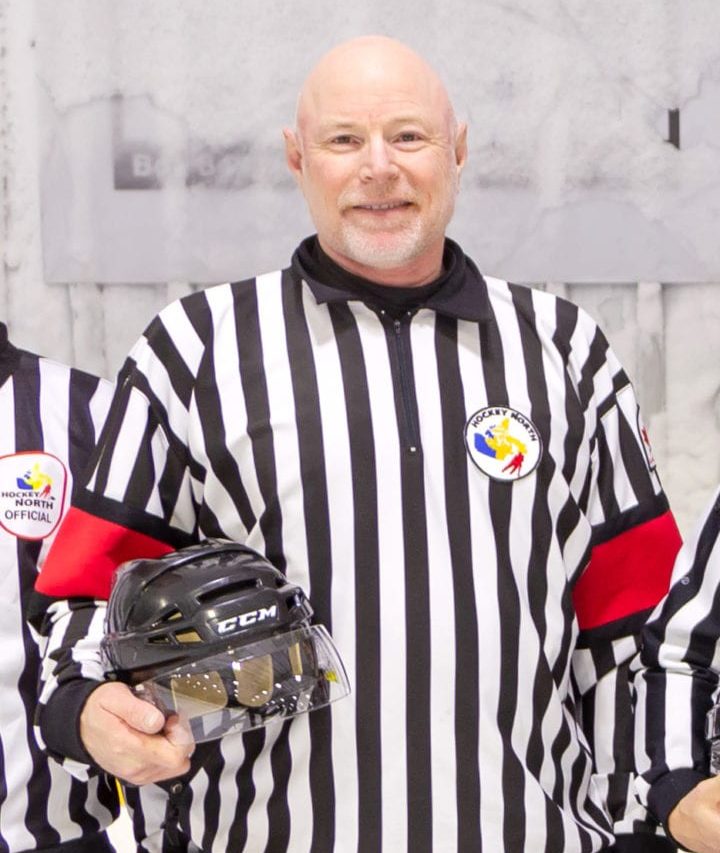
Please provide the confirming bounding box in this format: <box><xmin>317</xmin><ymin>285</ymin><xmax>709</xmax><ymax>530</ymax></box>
<box><xmin>95</xmin><ymin>682</ymin><xmax>166</xmax><ymax>733</ymax></box>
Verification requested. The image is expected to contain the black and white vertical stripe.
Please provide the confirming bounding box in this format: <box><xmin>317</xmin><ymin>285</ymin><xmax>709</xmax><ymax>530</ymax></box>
<box><xmin>634</xmin><ymin>485</ymin><xmax>720</xmax><ymax>821</ymax></box>
<box><xmin>0</xmin><ymin>336</ymin><xmax>117</xmax><ymax>851</ymax></box>
<box><xmin>40</xmin><ymin>265</ymin><xmax>668</xmax><ymax>853</ymax></box>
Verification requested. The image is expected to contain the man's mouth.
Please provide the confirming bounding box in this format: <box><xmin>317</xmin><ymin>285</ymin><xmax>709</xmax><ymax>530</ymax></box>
<box><xmin>351</xmin><ymin>201</ymin><xmax>413</xmax><ymax>211</ymax></box>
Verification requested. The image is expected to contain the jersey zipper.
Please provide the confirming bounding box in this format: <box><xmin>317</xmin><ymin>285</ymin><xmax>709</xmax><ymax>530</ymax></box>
<box><xmin>379</xmin><ymin>309</ymin><xmax>421</xmax><ymax>455</ymax></box>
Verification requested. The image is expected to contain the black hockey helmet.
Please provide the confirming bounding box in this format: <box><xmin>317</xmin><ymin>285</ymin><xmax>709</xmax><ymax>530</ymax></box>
<box><xmin>101</xmin><ymin>540</ymin><xmax>350</xmax><ymax>742</ymax></box>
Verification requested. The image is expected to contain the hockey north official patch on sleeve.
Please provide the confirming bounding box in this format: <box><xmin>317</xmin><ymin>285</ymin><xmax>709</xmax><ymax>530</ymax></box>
<box><xmin>0</xmin><ymin>452</ymin><xmax>68</xmax><ymax>540</ymax></box>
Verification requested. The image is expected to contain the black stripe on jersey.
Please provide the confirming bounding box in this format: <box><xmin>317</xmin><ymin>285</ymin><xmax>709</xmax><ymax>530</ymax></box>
<box><xmin>231</xmin><ymin>283</ymin><xmax>286</xmax><ymax>571</ymax></box>
<box><xmin>189</xmin><ymin>310</ymin><xmax>257</xmax><ymax>541</ymax></box>
<box><xmin>478</xmin><ymin>306</ymin><xmax>527</xmax><ymax>850</ymax></box>
<box><xmin>123</xmin><ymin>415</ymin><xmax>162</xmax><ymax>508</ymax></box>
<box><xmin>266</xmin><ymin>722</ymin><xmax>293</xmax><ymax>853</ymax></box>
<box><xmin>552</xmin><ymin>298</ymin><xmax>586</xmax><ymax>559</ymax></box>
<box><xmin>181</xmin><ymin>288</ymin><xmax>257</xmax><ymax>538</ymax></box>
<box><xmin>610</xmin><ymin>369</ymin><xmax>632</xmax><ymax>402</ymax></box>
<box><xmin>435</xmin><ymin>315</ymin><xmax>482</xmax><ymax>853</ymax></box>
<box><xmin>331</xmin><ymin>304</ymin><xmax>382</xmax><ymax>853</ymax></box>
<box><xmin>126</xmin><ymin>787</ymin><xmax>148</xmax><ymax>849</ymax></box>
<box><xmin>384</xmin><ymin>314</ymin><xmax>432</xmax><ymax>853</ymax></box>
<box><xmin>198</xmin><ymin>743</ymin><xmax>223</xmax><ymax>853</ymax></box>
<box><xmin>73</xmin><ymin>490</ymin><xmax>196</xmax><ymax>550</ymax></box>
<box><xmin>591</xmin><ymin>493</ymin><xmax>670</xmax><ymax>548</ymax></box>
<box><xmin>282</xmin><ymin>273</ymin><xmax>336</xmax><ymax>852</ymax></box>
<box><xmin>93</xmin><ymin>370</ymin><xmax>135</xmax><ymax>495</ymax></box>
<box><xmin>0</xmin><ymin>738</ymin><xmax>7</xmax><ymax>853</ymax></box>
<box><xmin>68</xmin><ymin>777</ymin><xmax>106</xmax><ymax>834</ymax></box>
<box><xmin>0</xmin><ymin>338</ymin><xmax>20</xmax><ymax>387</ymax></box>
<box><xmin>576</xmin><ymin>607</ymin><xmax>654</xmax><ymax>650</ymax></box>
<box><xmin>144</xmin><ymin>316</ymin><xmax>195</xmax><ymax>409</ymax></box>
<box><xmin>67</xmin><ymin>369</ymin><xmax>101</xmax><ymax>490</ymax></box>
<box><xmin>227</xmin><ymin>730</ymin><xmax>265</xmax><ymax>851</ymax></box>
<box><xmin>13</xmin><ymin>354</ymin><xmax>60</xmax><ymax>848</ymax></box>
<box><xmin>158</xmin><ymin>435</ymin><xmax>196</xmax><ymax>525</ymax></box>
<box><xmin>594</xmin><ymin>420</ymin><xmax>622</xmax><ymax>522</ymax></box>
<box><xmin>615</xmin><ymin>406</ymin><xmax>655</xmax><ymax>503</ymax></box>
<box><xmin>510</xmin><ymin>285</ymin><xmax>566</xmax><ymax>849</ymax></box>
<box><xmin>577</xmin><ymin>327</ymin><xmax>610</xmax><ymax>411</ymax></box>
<box><xmin>182</xmin><ymin>287</ymin><xmax>215</xmax><ymax>344</ymax></box>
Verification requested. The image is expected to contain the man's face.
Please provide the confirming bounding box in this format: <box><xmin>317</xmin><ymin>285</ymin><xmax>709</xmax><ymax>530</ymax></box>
<box><xmin>285</xmin><ymin>53</ymin><xmax>467</xmax><ymax>282</ymax></box>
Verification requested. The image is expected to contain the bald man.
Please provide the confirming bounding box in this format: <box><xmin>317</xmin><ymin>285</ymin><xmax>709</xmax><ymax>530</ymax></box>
<box><xmin>31</xmin><ymin>36</ymin><xmax>680</xmax><ymax>852</ymax></box>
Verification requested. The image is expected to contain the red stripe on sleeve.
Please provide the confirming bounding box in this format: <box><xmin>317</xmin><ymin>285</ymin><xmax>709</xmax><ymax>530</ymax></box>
<box><xmin>36</xmin><ymin>507</ymin><xmax>174</xmax><ymax>599</ymax></box>
<box><xmin>572</xmin><ymin>510</ymin><xmax>682</xmax><ymax>631</ymax></box>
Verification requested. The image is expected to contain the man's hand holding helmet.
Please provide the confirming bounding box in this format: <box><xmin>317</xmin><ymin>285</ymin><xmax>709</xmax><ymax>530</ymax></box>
<box><xmin>80</xmin><ymin>681</ymin><xmax>192</xmax><ymax>785</ymax></box>
<box><xmin>82</xmin><ymin>540</ymin><xmax>350</xmax><ymax>783</ymax></box>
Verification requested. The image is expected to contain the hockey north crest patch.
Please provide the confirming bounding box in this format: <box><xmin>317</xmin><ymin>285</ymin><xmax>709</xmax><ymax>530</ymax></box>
<box><xmin>464</xmin><ymin>406</ymin><xmax>542</xmax><ymax>481</ymax></box>
<box><xmin>0</xmin><ymin>452</ymin><xmax>68</xmax><ymax>540</ymax></box>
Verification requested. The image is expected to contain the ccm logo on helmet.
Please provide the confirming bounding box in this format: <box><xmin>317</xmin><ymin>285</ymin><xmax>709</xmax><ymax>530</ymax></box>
<box><xmin>214</xmin><ymin>605</ymin><xmax>278</xmax><ymax>635</ymax></box>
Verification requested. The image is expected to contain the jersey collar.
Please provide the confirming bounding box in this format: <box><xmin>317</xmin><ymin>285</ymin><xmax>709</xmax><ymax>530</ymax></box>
<box><xmin>291</xmin><ymin>236</ymin><xmax>492</xmax><ymax>322</ymax></box>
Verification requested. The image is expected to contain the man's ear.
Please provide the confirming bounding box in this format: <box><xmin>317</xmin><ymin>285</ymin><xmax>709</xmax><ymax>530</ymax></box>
<box><xmin>283</xmin><ymin>128</ymin><xmax>303</xmax><ymax>183</ymax></box>
<box><xmin>455</xmin><ymin>122</ymin><xmax>468</xmax><ymax>180</ymax></box>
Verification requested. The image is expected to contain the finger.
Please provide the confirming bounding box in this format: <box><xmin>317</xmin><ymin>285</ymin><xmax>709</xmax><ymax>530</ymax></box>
<box><xmin>94</xmin><ymin>682</ymin><xmax>166</xmax><ymax>733</ymax></box>
<box><xmin>164</xmin><ymin>714</ymin><xmax>195</xmax><ymax>753</ymax></box>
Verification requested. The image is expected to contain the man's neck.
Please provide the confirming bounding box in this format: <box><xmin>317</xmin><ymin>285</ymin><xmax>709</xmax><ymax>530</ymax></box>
<box><xmin>318</xmin><ymin>239</ymin><xmax>444</xmax><ymax>288</ymax></box>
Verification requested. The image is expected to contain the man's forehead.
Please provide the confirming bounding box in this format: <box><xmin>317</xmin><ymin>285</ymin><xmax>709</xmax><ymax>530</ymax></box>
<box><xmin>303</xmin><ymin>86</ymin><xmax>447</xmax><ymax>133</ymax></box>
<box><xmin>296</xmin><ymin>38</ymin><xmax>454</xmax><ymax>134</ymax></box>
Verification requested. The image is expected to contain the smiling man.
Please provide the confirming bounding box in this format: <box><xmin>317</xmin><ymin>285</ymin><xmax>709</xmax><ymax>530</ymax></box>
<box><xmin>284</xmin><ymin>38</ymin><xmax>466</xmax><ymax>284</ymax></box>
<box><xmin>32</xmin><ymin>36</ymin><xmax>680</xmax><ymax>853</ymax></box>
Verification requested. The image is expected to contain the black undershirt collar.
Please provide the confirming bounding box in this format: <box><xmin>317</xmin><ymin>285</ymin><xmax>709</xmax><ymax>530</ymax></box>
<box><xmin>291</xmin><ymin>235</ymin><xmax>491</xmax><ymax>322</ymax></box>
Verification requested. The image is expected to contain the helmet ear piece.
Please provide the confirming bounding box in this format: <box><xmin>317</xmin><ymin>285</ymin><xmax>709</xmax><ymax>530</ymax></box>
<box><xmin>101</xmin><ymin>540</ymin><xmax>350</xmax><ymax>742</ymax></box>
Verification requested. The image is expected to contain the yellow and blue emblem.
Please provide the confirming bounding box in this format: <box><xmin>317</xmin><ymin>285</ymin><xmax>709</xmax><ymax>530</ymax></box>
<box><xmin>464</xmin><ymin>406</ymin><xmax>542</xmax><ymax>480</ymax></box>
<box><xmin>0</xmin><ymin>452</ymin><xmax>67</xmax><ymax>540</ymax></box>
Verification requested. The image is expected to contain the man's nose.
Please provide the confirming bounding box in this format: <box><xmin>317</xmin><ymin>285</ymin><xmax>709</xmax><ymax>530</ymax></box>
<box><xmin>359</xmin><ymin>137</ymin><xmax>399</xmax><ymax>182</ymax></box>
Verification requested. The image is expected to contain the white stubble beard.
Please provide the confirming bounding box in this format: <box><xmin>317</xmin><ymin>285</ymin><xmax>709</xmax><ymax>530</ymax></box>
<box><xmin>334</xmin><ymin>175</ymin><xmax>459</xmax><ymax>271</ymax></box>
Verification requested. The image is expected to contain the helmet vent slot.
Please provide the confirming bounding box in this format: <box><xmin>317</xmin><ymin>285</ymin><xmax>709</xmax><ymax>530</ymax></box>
<box><xmin>175</xmin><ymin>629</ymin><xmax>203</xmax><ymax>644</ymax></box>
<box><xmin>196</xmin><ymin>579</ymin><xmax>260</xmax><ymax>604</ymax></box>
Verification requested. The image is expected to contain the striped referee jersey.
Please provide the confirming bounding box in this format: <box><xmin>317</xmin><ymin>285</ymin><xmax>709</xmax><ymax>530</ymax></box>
<box><xmin>634</xmin><ymin>484</ymin><xmax>720</xmax><ymax>829</ymax></box>
<box><xmin>33</xmin><ymin>239</ymin><xmax>681</xmax><ymax>852</ymax></box>
<box><xmin>0</xmin><ymin>323</ymin><xmax>118</xmax><ymax>851</ymax></box>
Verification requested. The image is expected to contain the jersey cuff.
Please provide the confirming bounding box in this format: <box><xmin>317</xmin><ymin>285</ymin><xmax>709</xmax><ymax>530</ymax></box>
<box><xmin>611</xmin><ymin>834</ymin><xmax>677</xmax><ymax>852</ymax></box>
<box><xmin>39</xmin><ymin>678</ymin><xmax>105</xmax><ymax>766</ymax></box>
<box><xmin>647</xmin><ymin>768</ymin><xmax>708</xmax><ymax>832</ymax></box>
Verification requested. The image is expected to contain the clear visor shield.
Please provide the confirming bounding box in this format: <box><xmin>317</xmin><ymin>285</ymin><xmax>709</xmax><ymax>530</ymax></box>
<box><xmin>133</xmin><ymin>624</ymin><xmax>350</xmax><ymax>743</ymax></box>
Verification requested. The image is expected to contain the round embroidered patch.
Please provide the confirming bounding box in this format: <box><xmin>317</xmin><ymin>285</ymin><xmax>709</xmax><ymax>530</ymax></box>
<box><xmin>0</xmin><ymin>451</ymin><xmax>68</xmax><ymax>540</ymax></box>
<box><xmin>464</xmin><ymin>406</ymin><xmax>542</xmax><ymax>481</ymax></box>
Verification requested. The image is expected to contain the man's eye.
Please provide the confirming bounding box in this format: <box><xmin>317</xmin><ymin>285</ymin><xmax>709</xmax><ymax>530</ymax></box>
<box><xmin>396</xmin><ymin>132</ymin><xmax>423</xmax><ymax>144</ymax></box>
<box><xmin>330</xmin><ymin>135</ymin><xmax>355</xmax><ymax>145</ymax></box>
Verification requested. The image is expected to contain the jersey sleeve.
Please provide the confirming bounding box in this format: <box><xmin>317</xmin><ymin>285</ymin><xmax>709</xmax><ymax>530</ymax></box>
<box><xmin>633</xmin><ymin>485</ymin><xmax>720</xmax><ymax>831</ymax></box>
<box><xmin>565</xmin><ymin>313</ymin><xmax>681</xmax><ymax>844</ymax></box>
<box><xmin>29</xmin><ymin>303</ymin><xmax>208</xmax><ymax>768</ymax></box>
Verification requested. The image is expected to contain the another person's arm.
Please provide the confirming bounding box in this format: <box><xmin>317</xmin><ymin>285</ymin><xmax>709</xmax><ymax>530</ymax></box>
<box><xmin>634</xmin><ymin>486</ymin><xmax>720</xmax><ymax>853</ymax></box>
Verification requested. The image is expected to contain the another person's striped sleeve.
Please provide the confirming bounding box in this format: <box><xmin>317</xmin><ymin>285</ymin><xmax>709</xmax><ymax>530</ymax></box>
<box><xmin>634</xmin><ymin>485</ymin><xmax>720</xmax><ymax>831</ymax></box>
<box><xmin>0</xmin><ymin>322</ymin><xmax>118</xmax><ymax>851</ymax></box>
